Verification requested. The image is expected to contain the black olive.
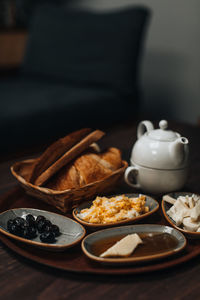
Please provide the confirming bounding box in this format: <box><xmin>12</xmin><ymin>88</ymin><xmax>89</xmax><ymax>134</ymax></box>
<box><xmin>27</xmin><ymin>226</ymin><xmax>37</xmax><ymax>239</ymax></box>
<box><xmin>37</xmin><ymin>220</ymin><xmax>46</xmax><ymax>233</ymax></box>
<box><xmin>18</xmin><ymin>225</ymin><xmax>27</xmax><ymax>237</ymax></box>
<box><xmin>44</xmin><ymin>220</ymin><xmax>52</xmax><ymax>227</ymax></box>
<box><xmin>36</xmin><ymin>215</ymin><xmax>46</xmax><ymax>224</ymax></box>
<box><xmin>9</xmin><ymin>224</ymin><xmax>21</xmax><ymax>235</ymax></box>
<box><xmin>37</xmin><ymin>219</ymin><xmax>53</xmax><ymax>233</ymax></box>
<box><xmin>7</xmin><ymin>219</ymin><xmax>14</xmax><ymax>231</ymax></box>
<box><xmin>42</xmin><ymin>220</ymin><xmax>52</xmax><ymax>232</ymax></box>
<box><xmin>26</xmin><ymin>214</ymin><xmax>36</xmax><ymax>227</ymax></box>
<box><xmin>8</xmin><ymin>223</ymin><xmax>16</xmax><ymax>233</ymax></box>
<box><xmin>44</xmin><ymin>225</ymin><xmax>53</xmax><ymax>233</ymax></box>
<box><xmin>51</xmin><ymin>224</ymin><xmax>60</xmax><ymax>237</ymax></box>
<box><xmin>21</xmin><ymin>220</ymin><xmax>29</xmax><ymax>228</ymax></box>
<box><xmin>7</xmin><ymin>214</ymin><xmax>60</xmax><ymax>243</ymax></box>
<box><xmin>40</xmin><ymin>231</ymin><xmax>56</xmax><ymax>243</ymax></box>
<box><xmin>22</xmin><ymin>228</ymin><xmax>30</xmax><ymax>238</ymax></box>
<box><xmin>13</xmin><ymin>217</ymin><xmax>26</xmax><ymax>227</ymax></box>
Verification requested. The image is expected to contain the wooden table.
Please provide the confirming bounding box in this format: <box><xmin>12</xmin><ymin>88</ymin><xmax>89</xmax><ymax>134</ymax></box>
<box><xmin>0</xmin><ymin>121</ymin><xmax>200</xmax><ymax>300</ymax></box>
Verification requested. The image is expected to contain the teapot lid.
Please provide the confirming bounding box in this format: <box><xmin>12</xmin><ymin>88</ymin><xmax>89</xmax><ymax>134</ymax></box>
<box><xmin>148</xmin><ymin>120</ymin><xmax>179</xmax><ymax>141</ymax></box>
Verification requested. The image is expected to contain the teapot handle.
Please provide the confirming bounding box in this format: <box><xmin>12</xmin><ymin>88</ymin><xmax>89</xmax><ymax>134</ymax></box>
<box><xmin>137</xmin><ymin>120</ymin><xmax>154</xmax><ymax>139</ymax></box>
<box><xmin>124</xmin><ymin>166</ymin><xmax>141</xmax><ymax>189</ymax></box>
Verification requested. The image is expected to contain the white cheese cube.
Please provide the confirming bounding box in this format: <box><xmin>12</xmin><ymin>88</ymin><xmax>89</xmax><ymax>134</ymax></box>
<box><xmin>167</xmin><ymin>199</ymin><xmax>191</xmax><ymax>226</ymax></box>
<box><xmin>188</xmin><ymin>197</ymin><xmax>195</xmax><ymax>208</ymax></box>
<box><xmin>190</xmin><ymin>202</ymin><xmax>200</xmax><ymax>221</ymax></box>
<box><xmin>183</xmin><ymin>217</ymin><xmax>200</xmax><ymax>232</ymax></box>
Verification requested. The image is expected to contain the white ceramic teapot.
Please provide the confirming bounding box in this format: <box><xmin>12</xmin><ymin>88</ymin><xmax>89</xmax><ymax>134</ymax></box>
<box><xmin>124</xmin><ymin>120</ymin><xmax>189</xmax><ymax>194</ymax></box>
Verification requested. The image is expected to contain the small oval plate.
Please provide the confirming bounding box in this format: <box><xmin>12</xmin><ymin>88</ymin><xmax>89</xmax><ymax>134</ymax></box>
<box><xmin>73</xmin><ymin>194</ymin><xmax>159</xmax><ymax>229</ymax></box>
<box><xmin>0</xmin><ymin>208</ymin><xmax>86</xmax><ymax>251</ymax></box>
<box><xmin>81</xmin><ymin>224</ymin><xmax>186</xmax><ymax>265</ymax></box>
<box><xmin>162</xmin><ymin>192</ymin><xmax>200</xmax><ymax>239</ymax></box>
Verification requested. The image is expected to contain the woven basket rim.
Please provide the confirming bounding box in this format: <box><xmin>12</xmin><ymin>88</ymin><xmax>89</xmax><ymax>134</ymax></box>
<box><xmin>11</xmin><ymin>159</ymin><xmax>128</xmax><ymax>196</ymax></box>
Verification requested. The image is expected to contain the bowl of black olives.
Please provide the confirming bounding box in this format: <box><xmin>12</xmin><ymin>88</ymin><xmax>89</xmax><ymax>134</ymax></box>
<box><xmin>0</xmin><ymin>208</ymin><xmax>86</xmax><ymax>251</ymax></box>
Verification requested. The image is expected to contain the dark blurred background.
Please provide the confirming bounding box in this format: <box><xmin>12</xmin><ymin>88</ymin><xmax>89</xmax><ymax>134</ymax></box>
<box><xmin>0</xmin><ymin>0</ymin><xmax>199</xmax><ymax>155</ymax></box>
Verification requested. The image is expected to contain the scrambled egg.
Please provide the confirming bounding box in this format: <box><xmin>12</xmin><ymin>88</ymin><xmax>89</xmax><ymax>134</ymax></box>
<box><xmin>77</xmin><ymin>194</ymin><xmax>149</xmax><ymax>224</ymax></box>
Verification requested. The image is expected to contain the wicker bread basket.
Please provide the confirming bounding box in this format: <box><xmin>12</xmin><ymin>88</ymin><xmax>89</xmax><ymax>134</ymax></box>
<box><xmin>11</xmin><ymin>159</ymin><xmax>128</xmax><ymax>213</ymax></box>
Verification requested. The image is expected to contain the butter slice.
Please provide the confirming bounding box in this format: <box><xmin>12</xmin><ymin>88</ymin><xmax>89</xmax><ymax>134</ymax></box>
<box><xmin>100</xmin><ymin>233</ymin><xmax>142</xmax><ymax>258</ymax></box>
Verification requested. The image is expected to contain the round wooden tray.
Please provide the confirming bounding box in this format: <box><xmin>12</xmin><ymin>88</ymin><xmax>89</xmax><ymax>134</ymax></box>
<box><xmin>0</xmin><ymin>187</ymin><xmax>200</xmax><ymax>275</ymax></box>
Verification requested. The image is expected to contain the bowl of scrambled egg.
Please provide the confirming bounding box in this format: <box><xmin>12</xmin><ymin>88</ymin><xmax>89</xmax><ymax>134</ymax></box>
<box><xmin>72</xmin><ymin>194</ymin><xmax>159</xmax><ymax>229</ymax></box>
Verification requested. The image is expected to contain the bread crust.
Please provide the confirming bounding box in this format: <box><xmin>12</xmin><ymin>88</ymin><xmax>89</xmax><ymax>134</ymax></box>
<box><xmin>46</xmin><ymin>147</ymin><xmax>122</xmax><ymax>191</ymax></box>
<box><xmin>29</xmin><ymin>128</ymin><xmax>91</xmax><ymax>183</ymax></box>
<box><xmin>31</xmin><ymin>129</ymin><xmax>105</xmax><ymax>186</ymax></box>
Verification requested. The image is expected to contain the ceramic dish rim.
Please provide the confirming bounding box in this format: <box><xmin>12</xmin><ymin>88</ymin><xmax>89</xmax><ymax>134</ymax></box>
<box><xmin>162</xmin><ymin>192</ymin><xmax>200</xmax><ymax>238</ymax></box>
<box><xmin>0</xmin><ymin>207</ymin><xmax>86</xmax><ymax>250</ymax></box>
<box><xmin>81</xmin><ymin>224</ymin><xmax>187</xmax><ymax>264</ymax></box>
<box><xmin>72</xmin><ymin>193</ymin><xmax>159</xmax><ymax>228</ymax></box>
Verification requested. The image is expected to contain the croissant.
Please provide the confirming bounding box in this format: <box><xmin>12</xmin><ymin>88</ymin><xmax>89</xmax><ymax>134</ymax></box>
<box><xmin>46</xmin><ymin>147</ymin><xmax>122</xmax><ymax>191</ymax></box>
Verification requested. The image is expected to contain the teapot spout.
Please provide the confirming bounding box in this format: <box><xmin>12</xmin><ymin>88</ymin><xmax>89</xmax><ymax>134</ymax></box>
<box><xmin>170</xmin><ymin>137</ymin><xmax>188</xmax><ymax>167</ymax></box>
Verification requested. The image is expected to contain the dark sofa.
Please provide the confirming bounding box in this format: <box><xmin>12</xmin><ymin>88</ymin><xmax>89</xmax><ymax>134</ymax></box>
<box><xmin>0</xmin><ymin>4</ymin><xmax>150</xmax><ymax>152</ymax></box>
